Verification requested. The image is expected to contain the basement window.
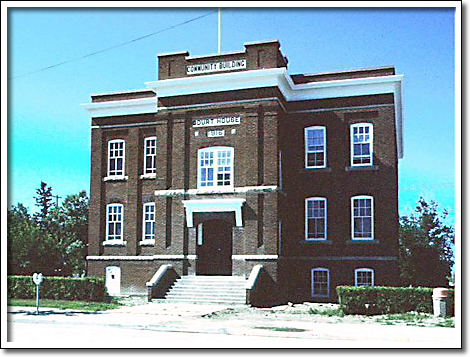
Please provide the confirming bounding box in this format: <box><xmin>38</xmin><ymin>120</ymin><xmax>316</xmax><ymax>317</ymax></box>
<box><xmin>355</xmin><ymin>268</ymin><xmax>375</xmax><ymax>286</ymax></box>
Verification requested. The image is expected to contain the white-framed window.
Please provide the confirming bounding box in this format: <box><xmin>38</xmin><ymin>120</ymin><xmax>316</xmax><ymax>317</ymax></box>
<box><xmin>142</xmin><ymin>203</ymin><xmax>155</xmax><ymax>241</ymax></box>
<box><xmin>197</xmin><ymin>147</ymin><xmax>234</xmax><ymax>189</ymax></box>
<box><xmin>108</xmin><ymin>139</ymin><xmax>125</xmax><ymax>177</ymax></box>
<box><xmin>311</xmin><ymin>268</ymin><xmax>330</xmax><ymax>298</ymax></box>
<box><xmin>351</xmin><ymin>195</ymin><xmax>374</xmax><ymax>240</ymax></box>
<box><xmin>350</xmin><ymin>123</ymin><xmax>373</xmax><ymax>166</ymax></box>
<box><xmin>143</xmin><ymin>136</ymin><xmax>157</xmax><ymax>175</ymax></box>
<box><xmin>355</xmin><ymin>268</ymin><xmax>375</xmax><ymax>287</ymax></box>
<box><xmin>305</xmin><ymin>197</ymin><xmax>327</xmax><ymax>241</ymax></box>
<box><xmin>106</xmin><ymin>204</ymin><xmax>123</xmax><ymax>241</ymax></box>
<box><xmin>305</xmin><ymin>126</ymin><xmax>326</xmax><ymax>168</ymax></box>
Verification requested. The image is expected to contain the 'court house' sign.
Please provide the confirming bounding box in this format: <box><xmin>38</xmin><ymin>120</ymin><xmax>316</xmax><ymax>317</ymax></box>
<box><xmin>187</xmin><ymin>59</ymin><xmax>246</xmax><ymax>75</ymax></box>
<box><xmin>192</xmin><ymin>116</ymin><xmax>241</xmax><ymax>128</ymax></box>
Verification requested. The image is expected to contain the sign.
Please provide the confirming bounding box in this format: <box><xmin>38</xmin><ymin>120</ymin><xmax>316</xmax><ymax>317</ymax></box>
<box><xmin>32</xmin><ymin>273</ymin><xmax>44</xmax><ymax>315</ymax></box>
<box><xmin>192</xmin><ymin>116</ymin><xmax>241</xmax><ymax>128</ymax></box>
<box><xmin>207</xmin><ymin>129</ymin><xmax>225</xmax><ymax>138</ymax></box>
<box><xmin>187</xmin><ymin>59</ymin><xmax>246</xmax><ymax>75</ymax></box>
<box><xmin>193</xmin><ymin>116</ymin><xmax>241</xmax><ymax>128</ymax></box>
<box><xmin>33</xmin><ymin>273</ymin><xmax>44</xmax><ymax>285</ymax></box>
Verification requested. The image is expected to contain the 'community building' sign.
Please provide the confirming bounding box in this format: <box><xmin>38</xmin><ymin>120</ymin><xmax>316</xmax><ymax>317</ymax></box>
<box><xmin>187</xmin><ymin>59</ymin><xmax>247</xmax><ymax>75</ymax></box>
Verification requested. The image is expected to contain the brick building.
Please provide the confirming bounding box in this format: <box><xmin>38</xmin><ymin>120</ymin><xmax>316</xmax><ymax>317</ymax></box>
<box><xmin>82</xmin><ymin>40</ymin><xmax>404</xmax><ymax>304</ymax></box>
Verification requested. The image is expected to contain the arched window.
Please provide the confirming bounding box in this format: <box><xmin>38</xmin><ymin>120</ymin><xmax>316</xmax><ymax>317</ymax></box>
<box><xmin>107</xmin><ymin>139</ymin><xmax>125</xmax><ymax>177</ymax></box>
<box><xmin>351</xmin><ymin>195</ymin><xmax>374</xmax><ymax>240</ymax></box>
<box><xmin>305</xmin><ymin>197</ymin><xmax>327</xmax><ymax>240</ymax></box>
<box><xmin>142</xmin><ymin>203</ymin><xmax>155</xmax><ymax>241</ymax></box>
<box><xmin>311</xmin><ymin>267</ymin><xmax>330</xmax><ymax>297</ymax></box>
<box><xmin>350</xmin><ymin>123</ymin><xmax>373</xmax><ymax>166</ymax></box>
<box><xmin>305</xmin><ymin>126</ymin><xmax>326</xmax><ymax>168</ymax></box>
<box><xmin>197</xmin><ymin>147</ymin><xmax>234</xmax><ymax>189</ymax></box>
<box><xmin>355</xmin><ymin>268</ymin><xmax>375</xmax><ymax>286</ymax></box>
<box><xmin>143</xmin><ymin>136</ymin><xmax>157</xmax><ymax>175</ymax></box>
<box><xmin>106</xmin><ymin>203</ymin><xmax>123</xmax><ymax>241</ymax></box>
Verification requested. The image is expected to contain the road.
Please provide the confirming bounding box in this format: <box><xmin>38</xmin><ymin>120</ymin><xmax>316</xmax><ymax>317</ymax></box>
<box><xmin>4</xmin><ymin>305</ymin><xmax>461</xmax><ymax>349</ymax></box>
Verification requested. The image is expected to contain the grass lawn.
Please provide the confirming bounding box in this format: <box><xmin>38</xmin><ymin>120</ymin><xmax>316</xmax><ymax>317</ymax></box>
<box><xmin>8</xmin><ymin>299</ymin><xmax>121</xmax><ymax>311</ymax></box>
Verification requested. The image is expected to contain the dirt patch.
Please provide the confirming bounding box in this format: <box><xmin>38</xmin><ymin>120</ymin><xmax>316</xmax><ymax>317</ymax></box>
<box><xmin>199</xmin><ymin>302</ymin><xmax>455</xmax><ymax>328</ymax></box>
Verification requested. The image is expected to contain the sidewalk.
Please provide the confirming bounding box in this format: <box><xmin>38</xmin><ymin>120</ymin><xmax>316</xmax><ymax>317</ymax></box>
<box><xmin>6</xmin><ymin>304</ymin><xmax>461</xmax><ymax>348</ymax></box>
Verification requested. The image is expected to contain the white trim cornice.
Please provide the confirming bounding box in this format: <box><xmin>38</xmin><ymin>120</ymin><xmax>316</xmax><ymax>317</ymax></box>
<box><xmin>83</xmin><ymin>67</ymin><xmax>404</xmax><ymax>158</ymax></box>
<box><xmin>81</xmin><ymin>97</ymin><xmax>158</xmax><ymax>118</ymax></box>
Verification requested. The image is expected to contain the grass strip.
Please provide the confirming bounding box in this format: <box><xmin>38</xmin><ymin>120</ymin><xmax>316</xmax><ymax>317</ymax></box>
<box><xmin>8</xmin><ymin>298</ymin><xmax>121</xmax><ymax>311</ymax></box>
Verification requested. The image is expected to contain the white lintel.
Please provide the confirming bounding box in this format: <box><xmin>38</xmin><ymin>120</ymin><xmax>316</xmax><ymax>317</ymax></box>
<box><xmin>182</xmin><ymin>198</ymin><xmax>246</xmax><ymax>228</ymax></box>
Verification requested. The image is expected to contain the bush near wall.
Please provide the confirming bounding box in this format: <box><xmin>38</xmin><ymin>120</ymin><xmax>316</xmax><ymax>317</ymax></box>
<box><xmin>336</xmin><ymin>286</ymin><xmax>455</xmax><ymax>316</ymax></box>
<box><xmin>8</xmin><ymin>275</ymin><xmax>108</xmax><ymax>302</ymax></box>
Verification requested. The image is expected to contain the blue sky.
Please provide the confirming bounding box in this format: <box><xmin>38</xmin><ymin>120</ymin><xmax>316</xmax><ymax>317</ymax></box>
<box><xmin>6</xmin><ymin>5</ymin><xmax>458</xmax><ymax>225</ymax></box>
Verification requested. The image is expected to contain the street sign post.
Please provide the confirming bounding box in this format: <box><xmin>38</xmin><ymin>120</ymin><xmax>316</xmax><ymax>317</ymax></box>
<box><xmin>32</xmin><ymin>273</ymin><xmax>44</xmax><ymax>315</ymax></box>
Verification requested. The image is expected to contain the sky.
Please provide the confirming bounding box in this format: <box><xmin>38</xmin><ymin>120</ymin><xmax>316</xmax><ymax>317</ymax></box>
<box><xmin>5</xmin><ymin>4</ymin><xmax>459</xmax><ymax>226</ymax></box>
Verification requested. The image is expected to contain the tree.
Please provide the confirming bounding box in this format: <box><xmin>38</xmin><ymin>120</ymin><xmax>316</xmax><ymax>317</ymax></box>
<box><xmin>398</xmin><ymin>197</ymin><xmax>454</xmax><ymax>287</ymax></box>
<box><xmin>7</xmin><ymin>204</ymin><xmax>40</xmax><ymax>275</ymax></box>
<box><xmin>8</xmin><ymin>186</ymin><xmax>89</xmax><ymax>276</ymax></box>
<box><xmin>34</xmin><ymin>181</ymin><xmax>53</xmax><ymax>227</ymax></box>
<box><xmin>44</xmin><ymin>191</ymin><xmax>89</xmax><ymax>275</ymax></box>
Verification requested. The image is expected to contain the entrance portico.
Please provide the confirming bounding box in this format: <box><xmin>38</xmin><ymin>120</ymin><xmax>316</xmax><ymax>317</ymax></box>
<box><xmin>182</xmin><ymin>198</ymin><xmax>245</xmax><ymax>276</ymax></box>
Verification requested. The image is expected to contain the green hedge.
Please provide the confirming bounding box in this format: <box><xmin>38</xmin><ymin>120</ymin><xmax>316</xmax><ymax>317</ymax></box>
<box><xmin>336</xmin><ymin>286</ymin><xmax>455</xmax><ymax>316</ymax></box>
<box><xmin>8</xmin><ymin>275</ymin><xmax>108</xmax><ymax>302</ymax></box>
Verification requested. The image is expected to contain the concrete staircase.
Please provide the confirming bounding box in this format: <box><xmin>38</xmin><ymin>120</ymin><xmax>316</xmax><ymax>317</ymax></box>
<box><xmin>156</xmin><ymin>275</ymin><xmax>247</xmax><ymax>305</ymax></box>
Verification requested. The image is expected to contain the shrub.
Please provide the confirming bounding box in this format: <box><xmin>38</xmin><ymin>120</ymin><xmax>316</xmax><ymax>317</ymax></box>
<box><xmin>336</xmin><ymin>286</ymin><xmax>454</xmax><ymax>316</ymax></box>
<box><xmin>7</xmin><ymin>275</ymin><xmax>108</xmax><ymax>302</ymax></box>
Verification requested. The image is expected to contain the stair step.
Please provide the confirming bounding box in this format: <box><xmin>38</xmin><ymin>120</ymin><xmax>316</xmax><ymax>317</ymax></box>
<box><xmin>159</xmin><ymin>275</ymin><xmax>247</xmax><ymax>304</ymax></box>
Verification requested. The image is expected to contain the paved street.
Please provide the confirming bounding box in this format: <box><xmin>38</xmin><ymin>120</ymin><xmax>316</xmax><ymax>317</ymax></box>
<box><xmin>4</xmin><ymin>304</ymin><xmax>461</xmax><ymax>349</ymax></box>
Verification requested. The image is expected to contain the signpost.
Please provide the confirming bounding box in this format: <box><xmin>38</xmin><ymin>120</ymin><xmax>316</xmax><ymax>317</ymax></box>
<box><xmin>32</xmin><ymin>273</ymin><xmax>44</xmax><ymax>315</ymax></box>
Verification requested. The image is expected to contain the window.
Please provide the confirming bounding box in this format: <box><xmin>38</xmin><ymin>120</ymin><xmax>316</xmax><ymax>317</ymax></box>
<box><xmin>311</xmin><ymin>268</ymin><xmax>329</xmax><ymax>297</ymax></box>
<box><xmin>142</xmin><ymin>203</ymin><xmax>155</xmax><ymax>241</ymax></box>
<box><xmin>355</xmin><ymin>268</ymin><xmax>375</xmax><ymax>287</ymax></box>
<box><xmin>108</xmin><ymin>139</ymin><xmax>125</xmax><ymax>177</ymax></box>
<box><xmin>305</xmin><ymin>126</ymin><xmax>326</xmax><ymax>168</ymax></box>
<box><xmin>197</xmin><ymin>147</ymin><xmax>234</xmax><ymax>189</ymax></box>
<box><xmin>351</xmin><ymin>123</ymin><xmax>373</xmax><ymax>166</ymax></box>
<box><xmin>106</xmin><ymin>204</ymin><xmax>123</xmax><ymax>241</ymax></box>
<box><xmin>305</xmin><ymin>197</ymin><xmax>327</xmax><ymax>240</ymax></box>
<box><xmin>351</xmin><ymin>195</ymin><xmax>374</xmax><ymax>240</ymax></box>
<box><xmin>143</xmin><ymin>137</ymin><xmax>157</xmax><ymax>175</ymax></box>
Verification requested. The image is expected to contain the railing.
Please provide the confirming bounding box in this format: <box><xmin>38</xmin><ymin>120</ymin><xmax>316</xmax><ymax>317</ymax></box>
<box><xmin>245</xmin><ymin>264</ymin><xmax>263</xmax><ymax>305</ymax></box>
<box><xmin>146</xmin><ymin>264</ymin><xmax>178</xmax><ymax>302</ymax></box>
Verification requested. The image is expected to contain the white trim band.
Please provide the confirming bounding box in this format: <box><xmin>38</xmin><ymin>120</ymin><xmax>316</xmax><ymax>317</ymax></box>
<box><xmin>154</xmin><ymin>185</ymin><xmax>278</xmax><ymax>197</ymax></box>
<box><xmin>87</xmin><ymin>255</ymin><xmax>197</xmax><ymax>261</ymax></box>
<box><xmin>232</xmin><ymin>255</ymin><xmax>279</xmax><ymax>261</ymax></box>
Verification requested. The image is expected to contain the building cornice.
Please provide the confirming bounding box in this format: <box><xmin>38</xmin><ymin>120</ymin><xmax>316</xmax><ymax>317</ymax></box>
<box><xmin>80</xmin><ymin>96</ymin><xmax>157</xmax><ymax>118</ymax></box>
<box><xmin>82</xmin><ymin>67</ymin><xmax>404</xmax><ymax>158</ymax></box>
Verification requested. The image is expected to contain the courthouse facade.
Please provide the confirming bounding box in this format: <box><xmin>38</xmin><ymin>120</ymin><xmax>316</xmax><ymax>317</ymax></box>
<box><xmin>83</xmin><ymin>40</ymin><xmax>404</xmax><ymax>303</ymax></box>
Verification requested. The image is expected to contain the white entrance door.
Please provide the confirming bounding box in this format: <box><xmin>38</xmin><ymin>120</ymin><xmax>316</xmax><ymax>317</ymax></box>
<box><xmin>105</xmin><ymin>266</ymin><xmax>121</xmax><ymax>295</ymax></box>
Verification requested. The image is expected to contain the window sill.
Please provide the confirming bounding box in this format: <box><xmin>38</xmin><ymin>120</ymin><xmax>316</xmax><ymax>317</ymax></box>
<box><xmin>302</xmin><ymin>239</ymin><xmax>333</xmax><ymax>245</ymax></box>
<box><xmin>140</xmin><ymin>173</ymin><xmax>157</xmax><ymax>180</ymax></box>
<box><xmin>103</xmin><ymin>175</ymin><xmax>128</xmax><ymax>182</ymax></box>
<box><xmin>139</xmin><ymin>239</ymin><xmax>155</xmax><ymax>246</ymax></box>
<box><xmin>346</xmin><ymin>239</ymin><xmax>379</xmax><ymax>245</ymax></box>
<box><xmin>303</xmin><ymin>167</ymin><xmax>332</xmax><ymax>173</ymax></box>
<box><xmin>103</xmin><ymin>240</ymin><xmax>127</xmax><ymax>246</ymax></box>
<box><xmin>345</xmin><ymin>165</ymin><xmax>379</xmax><ymax>172</ymax></box>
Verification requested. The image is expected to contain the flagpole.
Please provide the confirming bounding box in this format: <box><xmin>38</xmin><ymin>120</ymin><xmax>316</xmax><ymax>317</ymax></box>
<box><xmin>218</xmin><ymin>8</ymin><xmax>221</xmax><ymax>53</ymax></box>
